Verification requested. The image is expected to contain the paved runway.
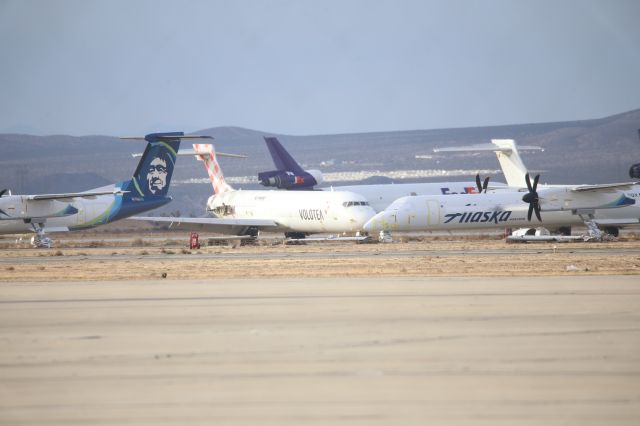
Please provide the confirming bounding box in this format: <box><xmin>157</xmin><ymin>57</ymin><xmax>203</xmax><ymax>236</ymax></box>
<box><xmin>1</xmin><ymin>276</ymin><xmax>639</xmax><ymax>425</ymax></box>
<box><xmin>2</xmin><ymin>245</ymin><xmax>640</xmax><ymax>265</ymax></box>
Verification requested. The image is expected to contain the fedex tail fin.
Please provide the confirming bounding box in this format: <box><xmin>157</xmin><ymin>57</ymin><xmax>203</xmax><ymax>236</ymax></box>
<box><xmin>258</xmin><ymin>137</ymin><xmax>323</xmax><ymax>190</ymax></box>
<box><xmin>193</xmin><ymin>143</ymin><xmax>234</xmax><ymax>195</ymax></box>
<box><xmin>265</xmin><ymin>137</ymin><xmax>306</xmax><ymax>174</ymax></box>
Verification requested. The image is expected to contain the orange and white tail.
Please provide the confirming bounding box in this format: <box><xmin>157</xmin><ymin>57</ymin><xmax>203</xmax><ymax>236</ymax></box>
<box><xmin>193</xmin><ymin>144</ymin><xmax>234</xmax><ymax>195</ymax></box>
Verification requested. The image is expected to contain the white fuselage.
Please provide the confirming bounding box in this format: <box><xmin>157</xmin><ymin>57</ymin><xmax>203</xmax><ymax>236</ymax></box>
<box><xmin>330</xmin><ymin>181</ymin><xmax>504</xmax><ymax>212</ymax></box>
<box><xmin>364</xmin><ymin>188</ymin><xmax>640</xmax><ymax>233</ymax></box>
<box><xmin>207</xmin><ymin>190</ymin><xmax>376</xmax><ymax>233</ymax></box>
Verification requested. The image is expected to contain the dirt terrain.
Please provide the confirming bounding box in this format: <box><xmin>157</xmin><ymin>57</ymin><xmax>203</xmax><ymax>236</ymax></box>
<box><xmin>1</xmin><ymin>232</ymin><xmax>639</xmax><ymax>281</ymax></box>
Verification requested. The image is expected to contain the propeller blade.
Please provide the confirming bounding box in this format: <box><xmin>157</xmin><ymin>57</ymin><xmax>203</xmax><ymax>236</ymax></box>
<box><xmin>532</xmin><ymin>174</ymin><xmax>540</xmax><ymax>192</ymax></box>
<box><xmin>482</xmin><ymin>177</ymin><xmax>490</xmax><ymax>193</ymax></box>
<box><xmin>533</xmin><ymin>203</ymin><xmax>542</xmax><ymax>221</ymax></box>
<box><xmin>525</xmin><ymin>173</ymin><xmax>532</xmax><ymax>192</ymax></box>
<box><xmin>527</xmin><ymin>203</ymin><xmax>534</xmax><ymax>221</ymax></box>
<box><xmin>475</xmin><ymin>174</ymin><xmax>482</xmax><ymax>193</ymax></box>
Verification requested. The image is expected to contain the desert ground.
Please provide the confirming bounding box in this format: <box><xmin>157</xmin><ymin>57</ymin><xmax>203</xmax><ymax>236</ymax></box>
<box><xmin>1</xmin><ymin>230</ymin><xmax>639</xmax><ymax>280</ymax></box>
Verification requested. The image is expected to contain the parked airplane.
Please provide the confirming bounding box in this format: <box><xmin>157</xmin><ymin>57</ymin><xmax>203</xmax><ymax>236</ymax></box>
<box><xmin>257</xmin><ymin>136</ymin><xmax>505</xmax><ymax>212</ymax></box>
<box><xmin>0</xmin><ymin>132</ymin><xmax>208</xmax><ymax>247</ymax></box>
<box><xmin>435</xmin><ymin>138</ymin><xmax>640</xmax><ymax>237</ymax></box>
<box><xmin>363</xmin><ymin>173</ymin><xmax>640</xmax><ymax>241</ymax></box>
<box><xmin>133</xmin><ymin>143</ymin><xmax>376</xmax><ymax>239</ymax></box>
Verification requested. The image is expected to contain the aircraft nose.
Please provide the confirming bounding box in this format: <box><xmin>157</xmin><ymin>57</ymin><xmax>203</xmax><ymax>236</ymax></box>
<box><xmin>353</xmin><ymin>207</ymin><xmax>376</xmax><ymax>230</ymax></box>
<box><xmin>363</xmin><ymin>211</ymin><xmax>386</xmax><ymax>233</ymax></box>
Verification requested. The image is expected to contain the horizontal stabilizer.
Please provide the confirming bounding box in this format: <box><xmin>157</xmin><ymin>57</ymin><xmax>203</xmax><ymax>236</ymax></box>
<box><xmin>132</xmin><ymin>149</ymin><xmax>246</xmax><ymax>159</ymax></box>
<box><xmin>433</xmin><ymin>143</ymin><xmax>543</xmax><ymax>153</ymax></box>
<box><xmin>176</xmin><ymin>149</ymin><xmax>247</xmax><ymax>158</ymax></box>
<box><xmin>120</xmin><ymin>135</ymin><xmax>213</xmax><ymax>141</ymax></box>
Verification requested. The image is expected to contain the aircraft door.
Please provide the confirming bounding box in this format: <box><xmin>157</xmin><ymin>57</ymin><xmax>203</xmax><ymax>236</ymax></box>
<box><xmin>426</xmin><ymin>200</ymin><xmax>440</xmax><ymax>225</ymax></box>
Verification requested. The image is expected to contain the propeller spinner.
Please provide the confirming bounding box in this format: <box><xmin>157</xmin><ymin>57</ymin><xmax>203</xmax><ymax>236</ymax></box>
<box><xmin>522</xmin><ymin>173</ymin><xmax>542</xmax><ymax>221</ymax></box>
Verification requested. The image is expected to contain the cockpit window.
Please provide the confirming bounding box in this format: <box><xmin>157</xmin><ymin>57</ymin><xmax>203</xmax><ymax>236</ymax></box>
<box><xmin>343</xmin><ymin>201</ymin><xmax>370</xmax><ymax>207</ymax></box>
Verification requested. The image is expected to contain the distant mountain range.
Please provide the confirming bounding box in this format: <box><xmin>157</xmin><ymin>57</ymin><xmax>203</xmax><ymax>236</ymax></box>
<box><xmin>1</xmin><ymin>108</ymin><xmax>639</xmax><ymax>216</ymax></box>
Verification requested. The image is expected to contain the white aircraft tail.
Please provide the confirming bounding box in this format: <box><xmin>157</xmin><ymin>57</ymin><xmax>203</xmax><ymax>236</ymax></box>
<box><xmin>433</xmin><ymin>139</ymin><xmax>542</xmax><ymax>188</ymax></box>
<box><xmin>193</xmin><ymin>144</ymin><xmax>234</xmax><ymax>195</ymax></box>
<box><xmin>490</xmin><ymin>139</ymin><xmax>530</xmax><ymax>187</ymax></box>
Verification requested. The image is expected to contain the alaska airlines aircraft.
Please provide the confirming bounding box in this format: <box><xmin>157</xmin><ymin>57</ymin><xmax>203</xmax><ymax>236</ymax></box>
<box><xmin>0</xmin><ymin>132</ymin><xmax>207</xmax><ymax>247</ymax></box>
<box><xmin>134</xmin><ymin>144</ymin><xmax>376</xmax><ymax>238</ymax></box>
<box><xmin>257</xmin><ymin>136</ymin><xmax>505</xmax><ymax>212</ymax></box>
<box><xmin>434</xmin><ymin>138</ymin><xmax>640</xmax><ymax>237</ymax></box>
<box><xmin>364</xmin><ymin>173</ymin><xmax>640</xmax><ymax>240</ymax></box>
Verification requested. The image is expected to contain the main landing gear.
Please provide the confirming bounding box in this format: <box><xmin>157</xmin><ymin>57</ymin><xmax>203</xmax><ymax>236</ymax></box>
<box><xmin>29</xmin><ymin>222</ymin><xmax>53</xmax><ymax>248</ymax></box>
<box><xmin>578</xmin><ymin>213</ymin><xmax>618</xmax><ymax>241</ymax></box>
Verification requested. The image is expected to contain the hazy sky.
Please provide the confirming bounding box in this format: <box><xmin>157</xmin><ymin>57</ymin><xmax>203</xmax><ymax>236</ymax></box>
<box><xmin>1</xmin><ymin>0</ymin><xmax>639</xmax><ymax>136</ymax></box>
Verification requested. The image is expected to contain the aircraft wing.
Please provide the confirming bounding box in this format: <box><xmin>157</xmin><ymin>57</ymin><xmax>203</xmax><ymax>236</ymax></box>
<box><xmin>27</xmin><ymin>189</ymin><xmax>126</xmax><ymax>201</ymax></box>
<box><xmin>130</xmin><ymin>216</ymin><xmax>279</xmax><ymax>234</ymax></box>
<box><xmin>571</xmin><ymin>182</ymin><xmax>639</xmax><ymax>192</ymax></box>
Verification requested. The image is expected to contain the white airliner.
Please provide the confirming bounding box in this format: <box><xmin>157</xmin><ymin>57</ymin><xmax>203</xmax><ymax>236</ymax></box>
<box><xmin>133</xmin><ymin>144</ymin><xmax>376</xmax><ymax>238</ymax></box>
<box><xmin>363</xmin><ymin>173</ymin><xmax>640</xmax><ymax>240</ymax></box>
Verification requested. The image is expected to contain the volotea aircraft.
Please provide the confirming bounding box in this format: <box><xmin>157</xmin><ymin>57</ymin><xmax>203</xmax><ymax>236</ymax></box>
<box><xmin>133</xmin><ymin>143</ymin><xmax>377</xmax><ymax>240</ymax></box>
<box><xmin>0</xmin><ymin>132</ymin><xmax>211</xmax><ymax>247</ymax></box>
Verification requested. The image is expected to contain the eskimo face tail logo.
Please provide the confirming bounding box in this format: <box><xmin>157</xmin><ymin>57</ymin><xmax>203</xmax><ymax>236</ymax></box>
<box><xmin>147</xmin><ymin>156</ymin><xmax>168</xmax><ymax>194</ymax></box>
<box><xmin>132</xmin><ymin>142</ymin><xmax>177</xmax><ymax>198</ymax></box>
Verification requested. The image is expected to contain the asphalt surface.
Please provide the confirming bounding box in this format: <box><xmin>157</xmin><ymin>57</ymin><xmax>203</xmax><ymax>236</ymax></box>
<box><xmin>1</xmin><ymin>276</ymin><xmax>639</xmax><ymax>425</ymax></box>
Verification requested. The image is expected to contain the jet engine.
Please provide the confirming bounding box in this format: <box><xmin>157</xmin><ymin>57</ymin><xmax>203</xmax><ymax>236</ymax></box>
<box><xmin>629</xmin><ymin>163</ymin><xmax>640</xmax><ymax>179</ymax></box>
<box><xmin>258</xmin><ymin>169</ymin><xmax>323</xmax><ymax>190</ymax></box>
